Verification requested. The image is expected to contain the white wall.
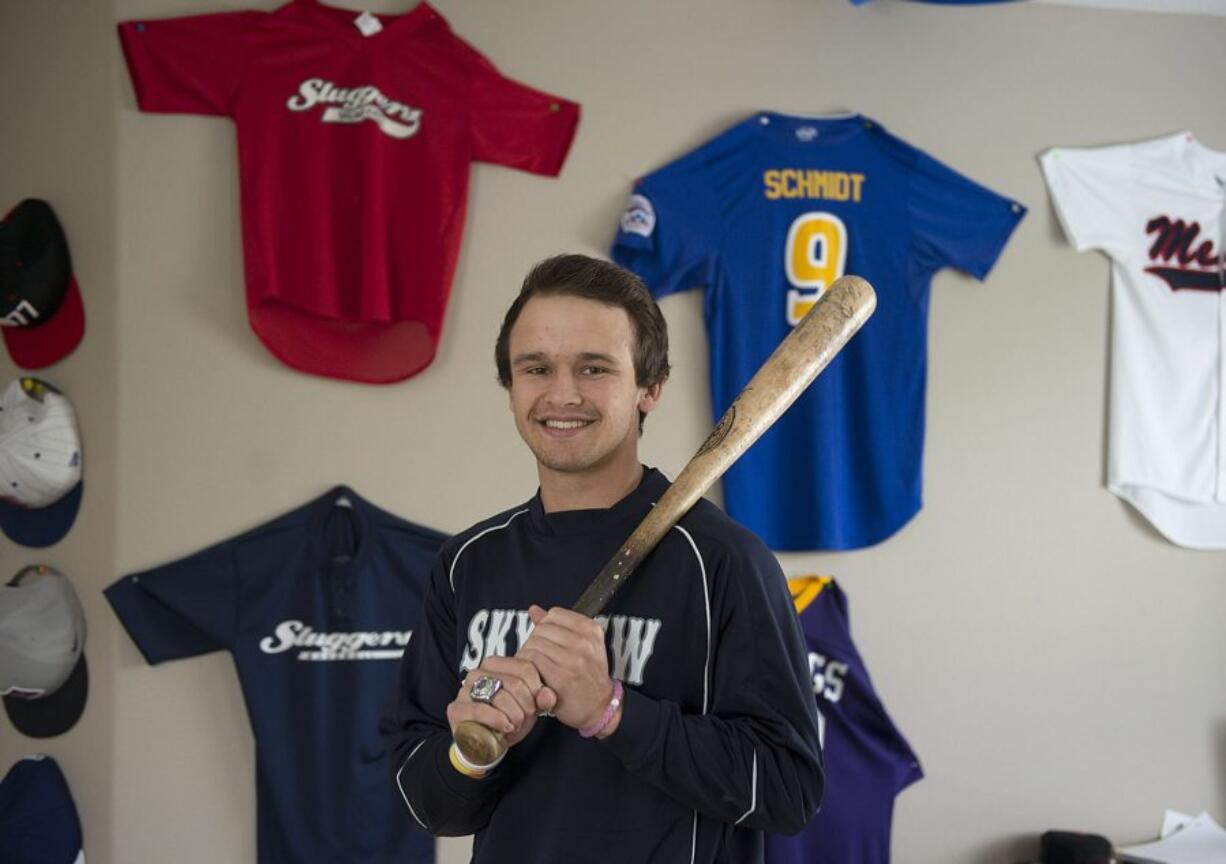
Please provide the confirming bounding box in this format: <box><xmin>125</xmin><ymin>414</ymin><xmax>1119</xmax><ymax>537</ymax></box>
<box><xmin>2</xmin><ymin>1</ymin><xmax>1224</xmax><ymax>862</ymax></box>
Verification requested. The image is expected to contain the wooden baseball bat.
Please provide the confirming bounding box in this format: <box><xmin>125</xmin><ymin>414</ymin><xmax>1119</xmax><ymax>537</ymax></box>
<box><xmin>454</xmin><ymin>275</ymin><xmax>876</xmax><ymax>767</ymax></box>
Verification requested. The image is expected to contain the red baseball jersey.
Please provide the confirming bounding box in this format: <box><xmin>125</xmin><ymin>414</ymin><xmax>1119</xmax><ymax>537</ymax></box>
<box><xmin>119</xmin><ymin>1</ymin><xmax>580</xmax><ymax>383</ymax></box>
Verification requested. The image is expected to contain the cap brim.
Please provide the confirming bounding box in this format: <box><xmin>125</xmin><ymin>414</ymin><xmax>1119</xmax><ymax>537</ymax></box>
<box><xmin>1</xmin><ymin>274</ymin><xmax>85</xmax><ymax>369</ymax></box>
<box><xmin>0</xmin><ymin>480</ymin><xmax>82</xmax><ymax>547</ymax></box>
<box><xmin>4</xmin><ymin>652</ymin><xmax>87</xmax><ymax>738</ymax></box>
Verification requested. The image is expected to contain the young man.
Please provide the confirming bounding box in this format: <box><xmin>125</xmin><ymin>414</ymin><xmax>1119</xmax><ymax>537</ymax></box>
<box><xmin>380</xmin><ymin>254</ymin><xmax>823</xmax><ymax>862</ymax></box>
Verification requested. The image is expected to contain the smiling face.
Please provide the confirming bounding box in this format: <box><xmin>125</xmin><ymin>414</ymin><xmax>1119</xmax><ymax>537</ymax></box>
<box><xmin>507</xmin><ymin>294</ymin><xmax>661</xmax><ymax>481</ymax></box>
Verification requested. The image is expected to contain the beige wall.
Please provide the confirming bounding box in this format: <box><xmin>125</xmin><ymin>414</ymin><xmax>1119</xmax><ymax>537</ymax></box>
<box><xmin>0</xmin><ymin>0</ymin><xmax>120</xmax><ymax>857</ymax></box>
<box><xmin>3</xmin><ymin>1</ymin><xmax>1225</xmax><ymax>862</ymax></box>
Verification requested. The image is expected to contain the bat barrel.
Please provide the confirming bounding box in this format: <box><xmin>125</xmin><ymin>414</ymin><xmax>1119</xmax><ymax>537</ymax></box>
<box><xmin>571</xmin><ymin>275</ymin><xmax>875</xmax><ymax>619</ymax></box>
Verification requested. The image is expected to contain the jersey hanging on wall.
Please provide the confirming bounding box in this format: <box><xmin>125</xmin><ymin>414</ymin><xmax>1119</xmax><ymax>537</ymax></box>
<box><xmin>612</xmin><ymin>112</ymin><xmax>1024</xmax><ymax>551</ymax></box>
<box><xmin>105</xmin><ymin>487</ymin><xmax>447</xmax><ymax>864</ymax></box>
<box><xmin>765</xmin><ymin>576</ymin><xmax>922</xmax><ymax>864</ymax></box>
<box><xmin>1041</xmin><ymin>133</ymin><xmax>1226</xmax><ymax>549</ymax></box>
<box><xmin>118</xmin><ymin>1</ymin><xmax>579</xmax><ymax>383</ymax></box>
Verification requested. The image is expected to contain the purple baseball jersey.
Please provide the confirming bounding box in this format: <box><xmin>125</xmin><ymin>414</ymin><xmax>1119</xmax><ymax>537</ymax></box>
<box><xmin>766</xmin><ymin>576</ymin><xmax>922</xmax><ymax>864</ymax></box>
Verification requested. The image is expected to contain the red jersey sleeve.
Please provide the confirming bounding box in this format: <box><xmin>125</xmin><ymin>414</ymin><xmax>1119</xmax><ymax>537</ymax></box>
<box><xmin>118</xmin><ymin>12</ymin><xmax>259</xmax><ymax>116</ymax></box>
<box><xmin>466</xmin><ymin>49</ymin><xmax>580</xmax><ymax>176</ymax></box>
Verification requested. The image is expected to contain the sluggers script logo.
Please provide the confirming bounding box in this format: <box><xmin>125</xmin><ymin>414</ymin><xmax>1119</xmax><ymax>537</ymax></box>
<box><xmin>287</xmin><ymin>79</ymin><xmax>423</xmax><ymax>139</ymax></box>
<box><xmin>259</xmin><ymin>620</ymin><xmax>412</xmax><ymax>661</ymax></box>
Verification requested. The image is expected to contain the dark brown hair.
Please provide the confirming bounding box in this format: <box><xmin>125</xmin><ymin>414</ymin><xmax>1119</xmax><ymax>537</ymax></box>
<box><xmin>495</xmin><ymin>254</ymin><xmax>670</xmax><ymax>431</ymax></box>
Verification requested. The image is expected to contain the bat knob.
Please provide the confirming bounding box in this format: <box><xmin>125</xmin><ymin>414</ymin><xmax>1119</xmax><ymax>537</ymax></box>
<box><xmin>455</xmin><ymin>720</ymin><xmax>505</xmax><ymax>768</ymax></box>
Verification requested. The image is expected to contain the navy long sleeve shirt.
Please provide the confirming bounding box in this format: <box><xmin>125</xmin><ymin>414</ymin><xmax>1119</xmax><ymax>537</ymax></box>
<box><xmin>379</xmin><ymin>468</ymin><xmax>823</xmax><ymax>863</ymax></box>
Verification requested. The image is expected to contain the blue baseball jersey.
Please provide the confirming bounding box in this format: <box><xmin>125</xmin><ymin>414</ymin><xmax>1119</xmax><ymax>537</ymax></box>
<box><xmin>105</xmin><ymin>486</ymin><xmax>446</xmax><ymax>864</ymax></box>
<box><xmin>612</xmin><ymin>112</ymin><xmax>1025</xmax><ymax>550</ymax></box>
<box><xmin>766</xmin><ymin>576</ymin><xmax>922</xmax><ymax>864</ymax></box>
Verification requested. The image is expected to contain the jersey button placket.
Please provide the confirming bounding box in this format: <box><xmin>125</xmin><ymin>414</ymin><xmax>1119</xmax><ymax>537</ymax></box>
<box><xmin>1217</xmin><ymin>274</ymin><xmax>1226</xmax><ymax>503</ymax></box>
<box><xmin>1218</xmin><ymin>192</ymin><xmax>1226</xmax><ymax>503</ymax></box>
<box><xmin>330</xmin><ymin>575</ymin><xmax>351</xmax><ymax>619</ymax></box>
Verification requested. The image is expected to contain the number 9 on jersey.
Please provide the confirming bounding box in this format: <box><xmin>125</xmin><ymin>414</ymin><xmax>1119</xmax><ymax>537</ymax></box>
<box><xmin>785</xmin><ymin>212</ymin><xmax>848</xmax><ymax>326</ymax></box>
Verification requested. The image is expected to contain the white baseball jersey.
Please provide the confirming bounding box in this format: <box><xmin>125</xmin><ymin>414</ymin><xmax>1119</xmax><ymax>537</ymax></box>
<box><xmin>1041</xmin><ymin>132</ymin><xmax>1226</xmax><ymax>548</ymax></box>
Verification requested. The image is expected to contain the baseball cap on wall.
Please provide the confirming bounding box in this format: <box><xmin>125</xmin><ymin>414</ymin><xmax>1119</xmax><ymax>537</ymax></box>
<box><xmin>0</xmin><ymin>754</ymin><xmax>86</xmax><ymax>863</ymax></box>
<box><xmin>0</xmin><ymin>566</ymin><xmax>89</xmax><ymax>738</ymax></box>
<box><xmin>0</xmin><ymin>377</ymin><xmax>83</xmax><ymax>547</ymax></box>
<box><xmin>0</xmin><ymin>199</ymin><xmax>86</xmax><ymax>369</ymax></box>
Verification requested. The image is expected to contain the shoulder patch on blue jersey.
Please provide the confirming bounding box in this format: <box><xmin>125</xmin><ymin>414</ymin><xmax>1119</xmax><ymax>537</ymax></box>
<box><xmin>620</xmin><ymin>193</ymin><xmax>656</xmax><ymax>237</ymax></box>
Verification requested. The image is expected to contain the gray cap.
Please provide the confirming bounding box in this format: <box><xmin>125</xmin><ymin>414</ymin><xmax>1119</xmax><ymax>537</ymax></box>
<box><xmin>0</xmin><ymin>566</ymin><xmax>88</xmax><ymax>737</ymax></box>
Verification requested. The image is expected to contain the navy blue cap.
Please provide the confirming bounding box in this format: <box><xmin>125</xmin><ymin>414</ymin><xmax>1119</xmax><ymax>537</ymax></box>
<box><xmin>0</xmin><ymin>755</ymin><xmax>84</xmax><ymax>863</ymax></box>
<box><xmin>0</xmin><ymin>480</ymin><xmax>82</xmax><ymax>549</ymax></box>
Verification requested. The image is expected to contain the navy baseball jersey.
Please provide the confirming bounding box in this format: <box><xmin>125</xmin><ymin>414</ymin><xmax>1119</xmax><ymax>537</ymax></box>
<box><xmin>766</xmin><ymin>576</ymin><xmax>922</xmax><ymax>864</ymax></box>
<box><xmin>612</xmin><ymin>112</ymin><xmax>1025</xmax><ymax>550</ymax></box>
<box><xmin>105</xmin><ymin>486</ymin><xmax>446</xmax><ymax>864</ymax></box>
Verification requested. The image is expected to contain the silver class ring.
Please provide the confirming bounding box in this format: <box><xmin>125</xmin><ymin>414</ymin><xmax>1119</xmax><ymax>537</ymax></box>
<box><xmin>469</xmin><ymin>675</ymin><xmax>503</xmax><ymax>704</ymax></box>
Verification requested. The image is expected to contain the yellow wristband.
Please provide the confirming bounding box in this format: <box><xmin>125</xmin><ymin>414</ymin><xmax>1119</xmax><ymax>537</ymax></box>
<box><xmin>448</xmin><ymin>743</ymin><xmax>489</xmax><ymax>779</ymax></box>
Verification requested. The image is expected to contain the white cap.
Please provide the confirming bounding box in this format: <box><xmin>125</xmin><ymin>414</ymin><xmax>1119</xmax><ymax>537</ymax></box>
<box><xmin>0</xmin><ymin>377</ymin><xmax>81</xmax><ymax>507</ymax></box>
<box><xmin>0</xmin><ymin>567</ymin><xmax>88</xmax><ymax>738</ymax></box>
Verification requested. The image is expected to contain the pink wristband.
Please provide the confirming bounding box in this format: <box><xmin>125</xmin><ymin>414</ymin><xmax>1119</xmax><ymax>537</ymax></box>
<box><xmin>580</xmin><ymin>679</ymin><xmax>623</xmax><ymax>739</ymax></box>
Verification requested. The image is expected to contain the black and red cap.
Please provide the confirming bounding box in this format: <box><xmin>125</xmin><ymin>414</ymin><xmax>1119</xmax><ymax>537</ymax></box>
<box><xmin>0</xmin><ymin>200</ymin><xmax>85</xmax><ymax>369</ymax></box>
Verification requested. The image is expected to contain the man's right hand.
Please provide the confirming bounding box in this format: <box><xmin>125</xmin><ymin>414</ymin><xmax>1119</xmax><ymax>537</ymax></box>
<box><xmin>447</xmin><ymin>656</ymin><xmax>557</xmax><ymax>751</ymax></box>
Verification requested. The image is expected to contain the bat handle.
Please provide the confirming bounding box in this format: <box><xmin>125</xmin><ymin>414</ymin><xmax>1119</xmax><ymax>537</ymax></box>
<box><xmin>454</xmin><ymin>719</ymin><xmax>506</xmax><ymax>769</ymax></box>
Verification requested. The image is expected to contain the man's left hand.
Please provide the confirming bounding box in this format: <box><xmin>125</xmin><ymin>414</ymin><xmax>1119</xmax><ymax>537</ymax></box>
<box><xmin>520</xmin><ymin>604</ymin><xmax>615</xmax><ymax>732</ymax></box>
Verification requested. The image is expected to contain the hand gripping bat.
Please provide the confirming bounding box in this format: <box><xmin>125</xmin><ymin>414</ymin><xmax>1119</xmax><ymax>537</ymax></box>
<box><xmin>454</xmin><ymin>275</ymin><xmax>877</xmax><ymax>767</ymax></box>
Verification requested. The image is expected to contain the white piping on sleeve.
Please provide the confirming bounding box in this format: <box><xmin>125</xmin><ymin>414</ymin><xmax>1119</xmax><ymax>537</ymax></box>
<box><xmin>448</xmin><ymin>509</ymin><xmax>528</xmax><ymax>592</ymax></box>
<box><xmin>734</xmin><ymin>750</ymin><xmax>758</xmax><ymax>825</ymax></box>
<box><xmin>672</xmin><ymin>525</ymin><xmax>711</xmax><ymax>713</ymax></box>
<box><xmin>395</xmin><ymin>740</ymin><xmax>430</xmax><ymax>831</ymax></box>
<box><xmin>673</xmin><ymin>525</ymin><xmax>713</xmax><ymax>861</ymax></box>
